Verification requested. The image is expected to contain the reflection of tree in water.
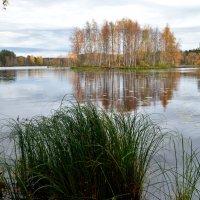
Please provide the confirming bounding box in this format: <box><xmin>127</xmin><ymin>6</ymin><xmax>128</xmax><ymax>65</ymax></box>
<box><xmin>26</xmin><ymin>69</ymin><xmax>46</xmax><ymax>78</ymax></box>
<box><xmin>72</xmin><ymin>72</ymin><xmax>85</xmax><ymax>102</ymax></box>
<box><xmin>1</xmin><ymin>69</ymin><xmax>47</xmax><ymax>82</ymax></box>
<box><xmin>70</xmin><ymin>70</ymin><xmax>181</xmax><ymax>111</ymax></box>
<box><xmin>159</xmin><ymin>71</ymin><xmax>180</xmax><ymax>109</ymax></box>
<box><xmin>198</xmin><ymin>80</ymin><xmax>200</xmax><ymax>93</ymax></box>
<box><xmin>0</xmin><ymin>70</ymin><xmax>17</xmax><ymax>82</ymax></box>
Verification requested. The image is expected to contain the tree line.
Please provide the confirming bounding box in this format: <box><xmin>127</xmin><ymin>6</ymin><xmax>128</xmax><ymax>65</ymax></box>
<box><xmin>0</xmin><ymin>50</ymin><xmax>44</xmax><ymax>66</ymax></box>
<box><xmin>70</xmin><ymin>19</ymin><xmax>181</xmax><ymax>67</ymax></box>
<box><xmin>181</xmin><ymin>48</ymin><xmax>200</xmax><ymax>65</ymax></box>
<box><xmin>0</xmin><ymin>50</ymin><xmax>77</xmax><ymax>67</ymax></box>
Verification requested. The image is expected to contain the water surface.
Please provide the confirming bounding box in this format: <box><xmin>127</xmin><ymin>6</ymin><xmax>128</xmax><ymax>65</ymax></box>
<box><xmin>0</xmin><ymin>67</ymin><xmax>200</xmax><ymax>139</ymax></box>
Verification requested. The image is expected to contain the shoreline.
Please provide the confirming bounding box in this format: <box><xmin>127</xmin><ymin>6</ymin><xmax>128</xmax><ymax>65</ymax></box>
<box><xmin>0</xmin><ymin>66</ymin><xmax>48</xmax><ymax>70</ymax></box>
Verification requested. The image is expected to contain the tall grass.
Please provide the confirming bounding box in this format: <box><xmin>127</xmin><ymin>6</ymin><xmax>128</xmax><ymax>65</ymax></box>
<box><xmin>158</xmin><ymin>136</ymin><xmax>200</xmax><ymax>200</ymax></box>
<box><xmin>0</xmin><ymin>103</ymin><xmax>200</xmax><ymax>199</ymax></box>
<box><xmin>0</xmin><ymin>103</ymin><xmax>164</xmax><ymax>199</ymax></box>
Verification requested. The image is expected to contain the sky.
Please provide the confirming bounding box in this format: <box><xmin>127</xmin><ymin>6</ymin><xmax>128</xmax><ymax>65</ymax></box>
<box><xmin>0</xmin><ymin>0</ymin><xmax>200</xmax><ymax>57</ymax></box>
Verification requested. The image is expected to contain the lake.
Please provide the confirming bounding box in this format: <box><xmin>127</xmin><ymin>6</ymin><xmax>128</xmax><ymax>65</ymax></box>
<box><xmin>0</xmin><ymin>67</ymin><xmax>200</xmax><ymax>140</ymax></box>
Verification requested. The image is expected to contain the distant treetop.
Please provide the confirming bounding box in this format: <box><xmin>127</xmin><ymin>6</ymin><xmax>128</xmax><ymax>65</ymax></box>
<box><xmin>185</xmin><ymin>48</ymin><xmax>200</xmax><ymax>54</ymax></box>
<box><xmin>2</xmin><ymin>0</ymin><xmax>8</xmax><ymax>8</ymax></box>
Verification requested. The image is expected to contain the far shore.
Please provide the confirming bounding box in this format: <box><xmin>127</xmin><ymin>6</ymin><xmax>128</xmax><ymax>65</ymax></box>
<box><xmin>1</xmin><ymin>65</ymin><xmax>200</xmax><ymax>71</ymax></box>
<box><xmin>70</xmin><ymin>65</ymin><xmax>176</xmax><ymax>71</ymax></box>
<box><xmin>0</xmin><ymin>66</ymin><xmax>48</xmax><ymax>70</ymax></box>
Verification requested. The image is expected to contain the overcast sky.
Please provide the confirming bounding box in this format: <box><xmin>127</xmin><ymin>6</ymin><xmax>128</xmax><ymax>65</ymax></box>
<box><xmin>0</xmin><ymin>0</ymin><xmax>200</xmax><ymax>57</ymax></box>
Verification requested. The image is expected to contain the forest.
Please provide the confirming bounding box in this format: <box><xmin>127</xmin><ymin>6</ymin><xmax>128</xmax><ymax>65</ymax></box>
<box><xmin>0</xmin><ymin>50</ymin><xmax>76</xmax><ymax>67</ymax></box>
<box><xmin>70</xmin><ymin>19</ymin><xmax>181</xmax><ymax>67</ymax></box>
<box><xmin>182</xmin><ymin>48</ymin><xmax>200</xmax><ymax>65</ymax></box>
<box><xmin>70</xmin><ymin>19</ymin><xmax>200</xmax><ymax>68</ymax></box>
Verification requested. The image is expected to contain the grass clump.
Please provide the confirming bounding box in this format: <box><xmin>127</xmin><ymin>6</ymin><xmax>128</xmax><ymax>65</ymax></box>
<box><xmin>70</xmin><ymin>66</ymin><xmax>104</xmax><ymax>71</ymax></box>
<box><xmin>1</xmin><ymin>103</ymin><xmax>200</xmax><ymax>200</ymax></box>
<box><xmin>0</xmin><ymin>103</ymin><xmax>164</xmax><ymax>199</ymax></box>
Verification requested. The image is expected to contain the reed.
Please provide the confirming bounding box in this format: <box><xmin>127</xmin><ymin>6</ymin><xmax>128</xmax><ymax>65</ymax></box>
<box><xmin>0</xmin><ymin>103</ymin><xmax>164</xmax><ymax>199</ymax></box>
<box><xmin>159</xmin><ymin>136</ymin><xmax>200</xmax><ymax>200</ymax></box>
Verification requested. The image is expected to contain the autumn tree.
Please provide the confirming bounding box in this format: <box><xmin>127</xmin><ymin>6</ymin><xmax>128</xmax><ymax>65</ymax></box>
<box><xmin>139</xmin><ymin>27</ymin><xmax>162</xmax><ymax>66</ymax></box>
<box><xmin>109</xmin><ymin>22</ymin><xmax>116</xmax><ymax>65</ymax></box>
<box><xmin>71</xmin><ymin>28</ymin><xmax>84</xmax><ymax>65</ymax></box>
<box><xmin>140</xmin><ymin>27</ymin><xmax>150</xmax><ymax>65</ymax></box>
<box><xmin>125</xmin><ymin>19</ymin><xmax>141</xmax><ymax>67</ymax></box>
<box><xmin>27</xmin><ymin>55</ymin><xmax>35</xmax><ymax>66</ymax></box>
<box><xmin>115</xmin><ymin>20</ymin><xmax>123</xmax><ymax>66</ymax></box>
<box><xmin>161</xmin><ymin>25</ymin><xmax>180</xmax><ymax>66</ymax></box>
<box><xmin>17</xmin><ymin>56</ymin><xmax>26</xmax><ymax>66</ymax></box>
<box><xmin>83</xmin><ymin>21</ymin><xmax>92</xmax><ymax>65</ymax></box>
<box><xmin>90</xmin><ymin>20</ymin><xmax>99</xmax><ymax>66</ymax></box>
<box><xmin>36</xmin><ymin>56</ymin><xmax>44</xmax><ymax>66</ymax></box>
<box><xmin>101</xmin><ymin>21</ymin><xmax>110</xmax><ymax>66</ymax></box>
<box><xmin>151</xmin><ymin>28</ymin><xmax>162</xmax><ymax>66</ymax></box>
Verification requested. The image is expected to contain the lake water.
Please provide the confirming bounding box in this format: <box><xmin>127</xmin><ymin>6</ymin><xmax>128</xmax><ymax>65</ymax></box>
<box><xmin>0</xmin><ymin>67</ymin><xmax>200</xmax><ymax>140</ymax></box>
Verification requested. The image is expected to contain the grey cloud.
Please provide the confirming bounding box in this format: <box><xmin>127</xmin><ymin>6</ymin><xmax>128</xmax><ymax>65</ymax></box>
<box><xmin>1</xmin><ymin>0</ymin><xmax>200</xmax><ymax>54</ymax></box>
<box><xmin>88</xmin><ymin>0</ymin><xmax>148</xmax><ymax>6</ymax></box>
<box><xmin>2</xmin><ymin>47</ymin><xmax>68</xmax><ymax>53</ymax></box>
<box><xmin>150</xmin><ymin>4</ymin><xmax>200</xmax><ymax>21</ymax></box>
<box><xmin>0</xmin><ymin>28</ymin><xmax>72</xmax><ymax>56</ymax></box>
<box><xmin>172</xmin><ymin>26</ymin><xmax>200</xmax><ymax>33</ymax></box>
<box><xmin>17</xmin><ymin>0</ymin><xmax>65</xmax><ymax>7</ymax></box>
<box><xmin>171</xmin><ymin>26</ymin><xmax>200</xmax><ymax>49</ymax></box>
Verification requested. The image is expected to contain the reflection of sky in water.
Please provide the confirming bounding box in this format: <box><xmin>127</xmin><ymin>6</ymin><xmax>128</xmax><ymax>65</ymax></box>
<box><xmin>1</xmin><ymin>67</ymin><xmax>200</xmax><ymax>140</ymax></box>
<box><xmin>0</xmin><ymin>69</ymin><xmax>73</xmax><ymax>119</ymax></box>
